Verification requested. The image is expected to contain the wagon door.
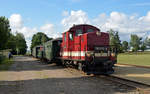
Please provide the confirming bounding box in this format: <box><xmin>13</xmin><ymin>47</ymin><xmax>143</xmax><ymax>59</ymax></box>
<box><xmin>68</xmin><ymin>32</ymin><xmax>74</xmax><ymax>59</ymax></box>
<box><xmin>74</xmin><ymin>29</ymin><xmax>82</xmax><ymax>60</ymax></box>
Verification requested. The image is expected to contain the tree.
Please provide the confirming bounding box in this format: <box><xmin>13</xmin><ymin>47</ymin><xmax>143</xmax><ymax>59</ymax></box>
<box><xmin>122</xmin><ymin>41</ymin><xmax>128</xmax><ymax>52</ymax></box>
<box><xmin>6</xmin><ymin>33</ymin><xmax>17</xmax><ymax>54</ymax></box>
<box><xmin>107</xmin><ymin>29</ymin><xmax>121</xmax><ymax>53</ymax></box>
<box><xmin>0</xmin><ymin>16</ymin><xmax>11</xmax><ymax>50</ymax></box>
<box><xmin>30</xmin><ymin>32</ymin><xmax>51</xmax><ymax>50</ymax></box>
<box><xmin>15</xmin><ymin>33</ymin><xmax>27</xmax><ymax>55</ymax></box>
<box><xmin>140</xmin><ymin>42</ymin><xmax>146</xmax><ymax>51</ymax></box>
<box><xmin>130</xmin><ymin>34</ymin><xmax>142</xmax><ymax>52</ymax></box>
<box><xmin>144</xmin><ymin>37</ymin><xmax>150</xmax><ymax>47</ymax></box>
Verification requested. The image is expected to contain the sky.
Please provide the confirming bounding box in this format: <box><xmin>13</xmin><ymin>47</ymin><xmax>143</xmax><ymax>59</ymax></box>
<box><xmin>1</xmin><ymin>0</ymin><xmax>150</xmax><ymax>50</ymax></box>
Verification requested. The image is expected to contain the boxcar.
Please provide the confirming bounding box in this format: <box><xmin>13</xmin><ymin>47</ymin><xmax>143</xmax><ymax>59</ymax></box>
<box><xmin>32</xmin><ymin>45</ymin><xmax>43</xmax><ymax>58</ymax></box>
<box><xmin>32</xmin><ymin>46</ymin><xmax>37</xmax><ymax>57</ymax></box>
<box><xmin>36</xmin><ymin>45</ymin><xmax>44</xmax><ymax>59</ymax></box>
<box><xmin>43</xmin><ymin>38</ymin><xmax>62</xmax><ymax>62</ymax></box>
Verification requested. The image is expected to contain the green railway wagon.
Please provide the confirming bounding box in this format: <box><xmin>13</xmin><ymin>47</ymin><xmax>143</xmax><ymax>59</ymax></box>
<box><xmin>43</xmin><ymin>38</ymin><xmax>62</xmax><ymax>62</ymax></box>
<box><xmin>32</xmin><ymin>46</ymin><xmax>37</xmax><ymax>57</ymax></box>
<box><xmin>32</xmin><ymin>45</ymin><xmax>43</xmax><ymax>58</ymax></box>
<box><xmin>36</xmin><ymin>45</ymin><xmax>44</xmax><ymax>59</ymax></box>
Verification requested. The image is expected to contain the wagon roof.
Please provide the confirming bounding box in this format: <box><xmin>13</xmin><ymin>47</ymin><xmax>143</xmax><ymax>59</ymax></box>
<box><xmin>44</xmin><ymin>37</ymin><xmax>62</xmax><ymax>44</ymax></box>
<box><xmin>35</xmin><ymin>45</ymin><xmax>43</xmax><ymax>48</ymax></box>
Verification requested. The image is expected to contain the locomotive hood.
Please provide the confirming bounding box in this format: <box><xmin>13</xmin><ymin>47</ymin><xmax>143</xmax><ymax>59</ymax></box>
<box><xmin>87</xmin><ymin>31</ymin><xmax>109</xmax><ymax>47</ymax></box>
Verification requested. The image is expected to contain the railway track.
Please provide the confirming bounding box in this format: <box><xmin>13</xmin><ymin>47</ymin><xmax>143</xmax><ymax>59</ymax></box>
<box><xmin>102</xmin><ymin>75</ymin><xmax>150</xmax><ymax>94</ymax></box>
<box><xmin>65</xmin><ymin>67</ymin><xmax>150</xmax><ymax>94</ymax></box>
<box><xmin>39</xmin><ymin>61</ymin><xmax>150</xmax><ymax>94</ymax></box>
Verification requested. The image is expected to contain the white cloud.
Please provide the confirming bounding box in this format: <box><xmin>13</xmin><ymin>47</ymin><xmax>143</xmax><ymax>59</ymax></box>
<box><xmin>40</xmin><ymin>24</ymin><xmax>61</xmax><ymax>38</ymax></box>
<box><xmin>9</xmin><ymin>14</ymin><xmax>39</xmax><ymax>50</ymax></box>
<box><xmin>9</xmin><ymin>14</ymin><xmax>23</xmax><ymax>29</ymax></box>
<box><xmin>93</xmin><ymin>11</ymin><xmax>150</xmax><ymax>40</ymax></box>
<box><xmin>62</xmin><ymin>10</ymin><xmax>150</xmax><ymax>40</ymax></box>
<box><xmin>61</xmin><ymin>10</ymin><xmax>90</xmax><ymax>30</ymax></box>
<box><xmin>139</xmin><ymin>11</ymin><xmax>150</xmax><ymax>22</ymax></box>
<box><xmin>9</xmin><ymin>14</ymin><xmax>61</xmax><ymax>50</ymax></box>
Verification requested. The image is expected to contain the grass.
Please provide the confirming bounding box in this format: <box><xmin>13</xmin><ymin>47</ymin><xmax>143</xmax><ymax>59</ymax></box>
<box><xmin>0</xmin><ymin>58</ymin><xmax>13</xmax><ymax>71</ymax></box>
<box><xmin>118</xmin><ymin>53</ymin><xmax>150</xmax><ymax>67</ymax></box>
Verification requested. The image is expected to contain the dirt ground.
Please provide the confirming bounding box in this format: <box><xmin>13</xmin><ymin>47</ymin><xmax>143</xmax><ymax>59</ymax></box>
<box><xmin>0</xmin><ymin>56</ymin><xmax>140</xmax><ymax>94</ymax></box>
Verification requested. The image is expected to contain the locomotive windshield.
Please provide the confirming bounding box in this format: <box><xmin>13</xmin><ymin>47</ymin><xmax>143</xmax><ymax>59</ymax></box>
<box><xmin>75</xmin><ymin>29</ymin><xmax>82</xmax><ymax>36</ymax></box>
<box><xmin>87</xmin><ymin>29</ymin><xmax>94</xmax><ymax>33</ymax></box>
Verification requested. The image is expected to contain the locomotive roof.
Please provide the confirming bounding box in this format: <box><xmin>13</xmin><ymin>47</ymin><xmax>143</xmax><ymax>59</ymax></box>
<box><xmin>62</xmin><ymin>24</ymin><xmax>100</xmax><ymax>34</ymax></box>
<box><xmin>70</xmin><ymin>24</ymin><xmax>100</xmax><ymax>31</ymax></box>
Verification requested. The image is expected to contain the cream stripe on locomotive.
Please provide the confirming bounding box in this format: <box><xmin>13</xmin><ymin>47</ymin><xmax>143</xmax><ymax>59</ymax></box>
<box><xmin>62</xmin><ymin>51</ymin><xmax>85</xmax><ymax>57</ymax></box>
<box><xmin>62</xmin><ymin>51</ymin><xmax>109</xmax><ymax>57</ymax></box>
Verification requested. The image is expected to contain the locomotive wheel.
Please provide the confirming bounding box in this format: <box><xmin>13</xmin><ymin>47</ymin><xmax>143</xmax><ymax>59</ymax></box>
<box><xmin>62</xmin><ymin>60</ymin><xmax>66</xmax><ymax>66</ymax></box>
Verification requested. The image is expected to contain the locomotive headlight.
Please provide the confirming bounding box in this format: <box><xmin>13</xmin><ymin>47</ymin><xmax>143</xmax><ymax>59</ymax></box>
<box><xmin>111</xmin><ymin>53</ymin><xmax>115</xmax><ymax>57</ymax></box>
<box><xmin>96</xmin><ymin>31</ymin><xmax>101</xmax><ymax>36</ymax></box>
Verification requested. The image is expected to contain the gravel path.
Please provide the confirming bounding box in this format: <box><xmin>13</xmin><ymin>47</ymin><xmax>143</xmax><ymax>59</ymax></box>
<box><xmin>0</xmin><ymin>56</ymin><xmax>140</xmax><ymax>94</ymax></box>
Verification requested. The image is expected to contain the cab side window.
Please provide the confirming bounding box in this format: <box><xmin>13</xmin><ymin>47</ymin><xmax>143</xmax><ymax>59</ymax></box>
<box><xmin>69</xmin><ymin>33</ymin><xmax>73</xmax><ymax>40</ymax></box>
<box><xmin>75</xmin><ymin>29</ymin><xmax>82</xmax><ymax>36</ymax></box>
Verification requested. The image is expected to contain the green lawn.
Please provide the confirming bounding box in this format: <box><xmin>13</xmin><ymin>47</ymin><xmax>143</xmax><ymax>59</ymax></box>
<box><xmin>118</xmin><ymin>53</ymin><xmax>150</xmax><ymax>67</ymax></box>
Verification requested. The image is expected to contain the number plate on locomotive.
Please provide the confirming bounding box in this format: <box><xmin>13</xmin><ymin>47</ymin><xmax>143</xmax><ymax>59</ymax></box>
<box><xmin>94</xmin><ymin>47</ymin><xmax>105</xmax><ymax>50</ymax></box>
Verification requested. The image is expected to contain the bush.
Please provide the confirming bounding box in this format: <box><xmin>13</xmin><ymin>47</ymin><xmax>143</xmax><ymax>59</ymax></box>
<box><xmin>0</xmin><ymin>54</ymin><xmax>6</xmax><ymax>64</ymax></box>
<box><xmin>0</xmin><ymin>56</ymin><xmax>13</xmax><ymax>70</ymax></box>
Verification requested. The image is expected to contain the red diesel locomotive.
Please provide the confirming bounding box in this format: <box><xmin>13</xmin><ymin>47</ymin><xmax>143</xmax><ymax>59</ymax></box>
<box><xmin>60</xmin><ymin>24</ymin><xmax>117</xmax><ymax>74</ymax></box>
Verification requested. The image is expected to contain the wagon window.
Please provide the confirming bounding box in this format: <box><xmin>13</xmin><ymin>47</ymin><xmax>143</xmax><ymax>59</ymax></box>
<box><xmin>75</xmin><ymin>29</ymin><xmax>82</xmax><ymax>36</ymax></box>
<box><xmin>69</xmin><ymin>33</ymin><xmax>73</xmax><ymax>40</ymax></box>
<box><xmin>87</xmin><ymin>29</ymin><xmax>93</xmax><ymax>33</ymax></box>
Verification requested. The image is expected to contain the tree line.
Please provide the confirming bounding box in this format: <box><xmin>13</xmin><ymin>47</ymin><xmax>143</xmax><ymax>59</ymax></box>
<box><xmin>0</xmin><ymin>16</ymin><xmax>27</xmax><ymax>55</ymax></box>
<box><xmin>31</xmin><ymin>29</ymin><xmax>150</xmax><ymax>53</ymax></box>
<box><xmin>108</xmin><ymin>29</ymin><xmax>150</xmax><ymax>53</ymax></box>
<box><xmin>30</xmin><ymin>32</ymin><xmax>52</xmax><ymax>52</ymax></box>
<box><xmin>30</xmin><ymin>29</ymin><xmax>150</xmax><ymax>53</ymax></box>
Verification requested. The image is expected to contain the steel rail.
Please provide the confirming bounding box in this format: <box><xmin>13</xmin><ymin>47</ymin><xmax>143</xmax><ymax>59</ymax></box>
<box><xmin>101</xmin><ymin>75</ymin><xmax>150</xmax><ymax>94</ymax></box>
<box><xmin>66</xmin><ymin>67</ymin><xmax>150</xmax><ymax>94</ymax></box>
